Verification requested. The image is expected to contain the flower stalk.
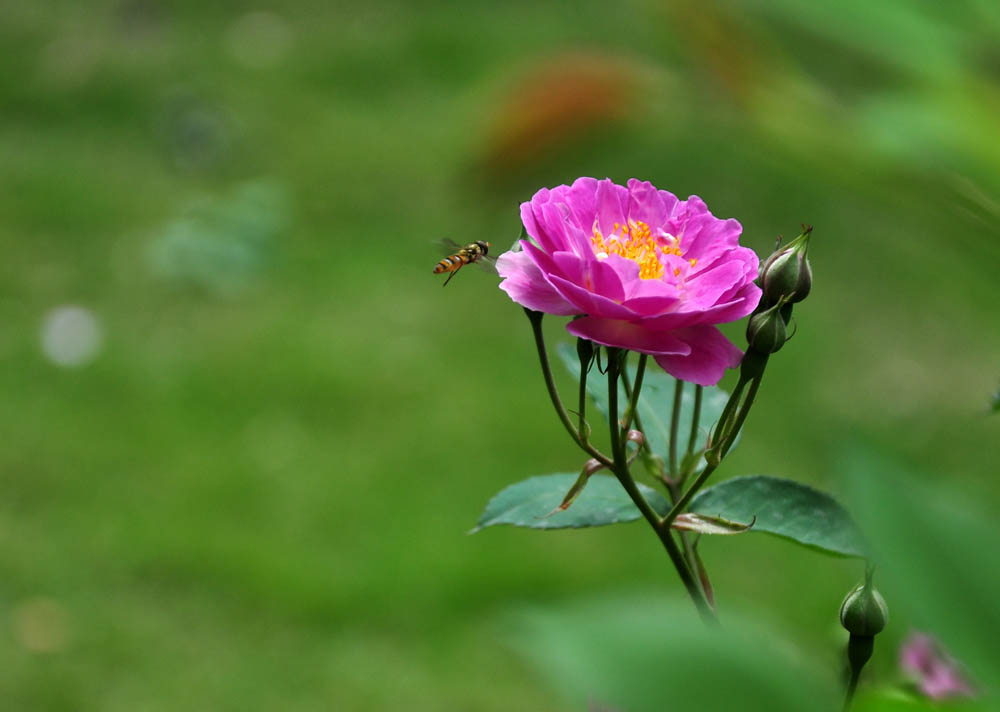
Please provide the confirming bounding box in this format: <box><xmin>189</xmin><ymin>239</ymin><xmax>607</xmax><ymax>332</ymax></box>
<box><xmin>668</xmin><ymin>380</ymin><xmax>683</xmax><ymax>477</ymax></box>
<box><xmin>605</xmin><ymin>348</ymin><xmax>715</xmax><ymax>622</ymax></box>
<box><xmin>525</xmin><ymin>308</ymin><xmax>612</xmax><ymax>468</ymax></box>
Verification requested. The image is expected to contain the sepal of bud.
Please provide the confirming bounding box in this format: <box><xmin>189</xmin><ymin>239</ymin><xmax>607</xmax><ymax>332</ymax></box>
<box><xmin>746</xmin><ymin>299</ymin><xmax>789</xmax><ymax>354</ymax></box>
<box><xmin>576</xmin><ymin>337</ymin><xmax>595</xmax><ymax>372</ymax></box>
<box><xmin>760</xmin><ymin>226</ymin><xmax>813</xmax><ymax>303</ymax></box>
<box><xmin>547</xmin><ymin>458</ymin><xmax>605</xmax><ymax>516</ymax></box>
<box><xmin>840</xmin><ymin>567</ymin><xmax>889</xmax><ymax>637</ymax></box>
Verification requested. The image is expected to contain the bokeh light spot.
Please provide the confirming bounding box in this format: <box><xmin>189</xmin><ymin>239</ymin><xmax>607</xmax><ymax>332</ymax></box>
<box><xmin>11</xmin><ymin>597</ymin><xmax>71</xmax><ymax>654</ymax></box>
<box><xmin>40</xmin><ymin>305</ymin><xmax>104</xmax><ymax>368</ymax></box>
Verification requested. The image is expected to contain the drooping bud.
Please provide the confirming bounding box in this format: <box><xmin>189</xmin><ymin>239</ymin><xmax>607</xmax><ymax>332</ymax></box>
<box><xmin>840</xmin><ymin>569</ymin><xmax>889</xmax><ymax>637</ymax></box>
<box><xmin>840</xmin><ymin>564</ymin><xmax>889</xmax><ymax>702</ymax></box>
<box><xmin>746</xmin><ymin>299</ymin><xmax>789</xmax><ymax>354</ymax></box>
<box><xmin>760</xmin><ymin>225</ymin><xmax>813</xmax><ymax>304</ymax></box>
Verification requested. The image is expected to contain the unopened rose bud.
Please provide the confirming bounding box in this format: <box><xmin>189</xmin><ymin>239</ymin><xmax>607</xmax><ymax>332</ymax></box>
<box><xmin>746</xmin><ymin>301</ymin><xmax>788</xmax><ymax>354</ymax></box>
<box><xmin>840</xmin><ymin>578</ymin><xmax>889</xmax><ymax>637</ymax></box>
<box><xmin>840</xmin><ymin>566</ymin><xmax>889</xmax><ymax>680</ymax></box>
<box><xmin>760</xmin><ymin>226</ymin><xmax>813</xmax><ymax>304</ymax></box>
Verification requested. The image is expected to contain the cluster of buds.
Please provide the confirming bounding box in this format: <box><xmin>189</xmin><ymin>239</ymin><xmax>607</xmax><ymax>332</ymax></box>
<box><xmin>746</xmin><ymin>226</ymin><xmax>813</xmax><ymax>355</ymax></box>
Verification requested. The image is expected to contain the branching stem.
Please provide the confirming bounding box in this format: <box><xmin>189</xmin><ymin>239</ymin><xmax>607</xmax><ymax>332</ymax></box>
<box><xmin>606</xmin><ymin>349</ymin><xmax>715</xmax><ymax>623</ymax></box>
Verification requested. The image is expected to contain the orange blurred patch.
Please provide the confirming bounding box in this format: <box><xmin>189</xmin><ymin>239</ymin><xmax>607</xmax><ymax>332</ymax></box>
<box><xmin>481</xmin><ymin>53</ymin><xmax>640</xmax><ymax>173</ymax></box>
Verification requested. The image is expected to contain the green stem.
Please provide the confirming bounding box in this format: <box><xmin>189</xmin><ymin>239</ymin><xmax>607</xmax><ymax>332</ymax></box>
<box><xmin>621</xmin><ymin>360</ymin><xmax>665</xmax><ymax>481</ymax></box>
<box><xmin>843</xmin><ymin>668</ymin><xmax>860</xmax><ymax>712</ymax></box>
<box><xmin>606</xmin><ymin>349</ymin><xmax>715</xmax><ymax>623</ymax></box>
<box><xmin>721</xmin><ymin>372</ymin><xmax>762</xmax><ymax>457</ymax></box>
<box><xmin>668</xmin><ymin>379</ymin><xmax>683</xmax><ymax>476</ymax></box>
<box><xmin>711</xmin><ymin>376</ymin><xmax>749</xmax><ymax>455</ymax></box>
<box><xmin>663</xmin><ymin>461</ymin><xmax>720</xmax><ymax>529</ymax></box>
<box><xmin>621</xmin><ymin>353</ymin><xmax>648</xmax><ymax>434</ymax></box>
<box><xmin>686</xmin><ymin>385</ymin><xmax>703</xmax><ymax>458</ymax></box>
<box><xmin>664</xmin><ymin>367</ymin><xmax>766</xmax><ymax>528</ymax></box>
<box><xmin>524</xmin><ymin>309</ymin><xmax>612</xmax><ymax>468</ymax></box>
<box><xmin>577</xmin><ymin>350</ymin><xmax>589</xmax><ymax>439</ymax></box>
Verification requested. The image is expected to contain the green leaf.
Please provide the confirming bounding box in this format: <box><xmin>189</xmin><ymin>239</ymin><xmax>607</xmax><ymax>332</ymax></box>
<box><xmin>672</xmin><ymin>512</ymin><xmax>754</xmax><ymax>535</ymax></box>
<box><xmin>471</xmin><ymin>474</ymin><xmax>669</xmax><ymax>532</ymax></box>
<box><xmin>689</xmin><ymin>475</ymin><xmax>867</xmax><ymax>557</ymax></box>
<box><xmin>557</xmin><ymin>344</ymin><xmax>733</xmax><ymax>463</ymax></box>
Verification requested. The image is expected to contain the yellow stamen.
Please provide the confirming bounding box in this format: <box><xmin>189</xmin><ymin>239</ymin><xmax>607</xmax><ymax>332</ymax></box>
<box><xmin>591</xmin><ymin>219</ymin><xmax>666</xmax><ymax>280</ymax></box>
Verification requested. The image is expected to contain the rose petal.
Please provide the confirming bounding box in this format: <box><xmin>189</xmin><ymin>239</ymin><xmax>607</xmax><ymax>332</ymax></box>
<box><xmin>594</xmin><ymin>179</ymin><xmax>628</xmax><ymax>238</ymax></box>
<box><xmin>567</xmin><ymin>316</ymin><xmax>691</xmax><ymax>355</ymax></box>
<box><xmin>548</xmin><ymin>275</ymin><xmax>637</xmax><ymax>320</ymax></box>
<box><xmin>626</xmin><ymin>178</ymin><xmax>670</xmax><ymax>227</ymax></box>
<box><xmin>496</xmin><ymin>249</ymin><xmax>578</xmax><ymax>316</ymax></box>
<box><xmin>653</xmin><ymin>325</ymin><xmax>743</xmax><ymax>386</ymax></box>
<box><xmin>564</xmin><ymin>176</ymin><xmax>599</xmax><ymax>231</ymax></box>
<box><xmin>685</xmin><ymin>259</ymin><xmax>748</xmax><ymax>307</ymax></box>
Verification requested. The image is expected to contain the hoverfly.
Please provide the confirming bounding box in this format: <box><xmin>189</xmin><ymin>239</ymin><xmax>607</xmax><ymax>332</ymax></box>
<box><xmin>433</xmin><ymin>239</ymin><xmax>492</xmax><ymax>286</ymax></box>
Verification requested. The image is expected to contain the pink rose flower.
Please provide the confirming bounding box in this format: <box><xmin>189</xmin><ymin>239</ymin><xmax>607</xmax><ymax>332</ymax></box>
<box><xmin>899</xmin><ymin>632</ymin><xmax>975</xmax><ymax>701</ymax></box>
<box><xmin>497</xmin><ymin>177</ymin><xmax>762</xmax><ymax>385</ymax></box>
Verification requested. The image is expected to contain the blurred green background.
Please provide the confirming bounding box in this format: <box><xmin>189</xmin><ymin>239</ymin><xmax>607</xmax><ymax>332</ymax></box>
<box><xmin>2</xmin><ymin>0</ymin><xmax>999</xmax><ymax>709</ymax></box>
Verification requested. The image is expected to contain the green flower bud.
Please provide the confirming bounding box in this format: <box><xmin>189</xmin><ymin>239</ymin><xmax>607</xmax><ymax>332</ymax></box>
<box><xmin>840</xmin><ymin>569</ymin><xmax>889</xmax><ymax>637</ymax></box>
<box><xmin>746</xmin><ymin>301</ymin><xmax>788</xmax><ymax>354</ymax></box>
<box><xmin>760</xmin><ymin>226</ymin><xmax>813</xmax><ymax>303</ymax></box>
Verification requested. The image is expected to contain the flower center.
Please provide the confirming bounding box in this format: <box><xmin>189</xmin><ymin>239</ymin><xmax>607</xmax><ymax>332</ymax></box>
<box><xmin>591</xmin><ymin>220</ymin><xmax>697</xmax><ymax>280</ymax></box>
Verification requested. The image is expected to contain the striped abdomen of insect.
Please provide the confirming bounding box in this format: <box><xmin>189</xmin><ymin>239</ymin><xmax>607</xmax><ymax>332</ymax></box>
<box><xmin>434</xmin><ymin>241</ymin><xmax>490</xmax><ymax>285</ymax></box>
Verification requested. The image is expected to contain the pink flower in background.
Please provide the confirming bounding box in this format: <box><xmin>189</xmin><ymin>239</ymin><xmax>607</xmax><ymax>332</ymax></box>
<box><xmin>497</xmin><ymin>177</ymin><xmax>761</xmax><ymax>385</ymax></box>
<box><xmin>899</xmin><ymin>632</ymin><xmax>975</xmax><ymax>701</ymax></box>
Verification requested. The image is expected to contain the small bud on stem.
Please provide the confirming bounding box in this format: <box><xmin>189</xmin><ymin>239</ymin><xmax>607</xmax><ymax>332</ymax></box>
<box><xmin>760</xmin><ymin>225</ymin><xmax>813</xmax><ymax>304</ymax></box>
<box><xmin>840</xmin><ymin>565</ymin><xmax>889</xmax><ymax>711</ymax></box>
<box><xmin>746</xmin><ymin>297</ymin><xmax>791</xmax><ymax>354</ymax></box>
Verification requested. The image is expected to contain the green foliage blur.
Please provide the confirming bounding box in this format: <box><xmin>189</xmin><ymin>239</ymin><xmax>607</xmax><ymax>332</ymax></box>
<box><xmin>2</xmin><ymin>0</ymin><xmax>999</xmax><ymax>709</ymax></box>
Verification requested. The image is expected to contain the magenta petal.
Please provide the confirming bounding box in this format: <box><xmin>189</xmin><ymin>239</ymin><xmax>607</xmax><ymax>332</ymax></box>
<box><xmin>548</xmin><ymin>275</ymin><xmax>636</xmax><ymax>320</ymax></box>
<box><xmin>539</xmin><ymin>201</ymin><xmax>572</xmax><ymax>248</ymax></box>
<box><xmin>551</xmin><ymin>251</ymin><xmax>585</xmax><ymax>283</ymax></box>
<box><xmin>521</xmin><ymin>239</ymin><xmax>568</xmax><ymax>280</ymax></box>
<box><xmin>622</xmin><ymin>274</ymin><xmax>675</xmax><ymax>300</ymax></box>
<box><xmin>658</xmin><ymin>188</ymin><xmax>680</xmax><ymax>218</ymax></box>
<box><xmin>703</xmin><ymin>282</ymin><xmax>761</xmax><ymax>323</ymax></box>
<box><xmin>686</xmin><ymin>260</ymin><xmax>748</xmax><ymax>306</ymax></box>
<box><xmin>564</xmin><ymin>177</ymin><xmax>599</xmax><ymax>230</ymax></box>
<box><xmin>626</xmin><ymin>178</ymin><xmax>669</xmax><ymax>227</ymax></box>
<box><xmin>599</xmin><ymin>253</ymin><xmax>641</xmax><ymax>288</ymax></box>
<box><xmin>594</xmin><ymin>179</ymin><xmax>628</xmax><ymax>237</ymax></box>
<box><xmin>653</xmin><ymin>325</ymin><xmax>743</xmax><ymax>386</ymax></box>
<box><xmin>624</xmin><ymin>293</ymin><xmax>682</xmax><ymax>317</ymax></box>
<box><xmin>567</xmin><ymin>316</ymin><xmax>691</xmax><ymax>355</ymax></box>
<box><xmin>497</xmin><ymin>250</ymin><xmax>578</xmax><ymax>316</ymax></box>
<box><xmin>587</xmin><ymin>258</ymin><xmax>626</xmax><ymax>303</ymax></box>
<box><xmin>502</xmin><ymin>178</ymin><xmax>758</xmax><ymax>386</ymax></box>
<box><xmin>519</xmin><ymin>200</ymin><xmax>545</xmax><ymax>248</ymax></box>
<box><xmin>687</xmin><ymin>217</ymin><xmax>743</xmax><ymax>262</ymax></box>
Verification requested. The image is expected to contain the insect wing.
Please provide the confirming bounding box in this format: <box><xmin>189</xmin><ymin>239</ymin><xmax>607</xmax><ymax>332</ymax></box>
<box><xmin>437</xmin><ymin>238</ymin><xmax>464</xmax><ymax>255</ymax></box>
